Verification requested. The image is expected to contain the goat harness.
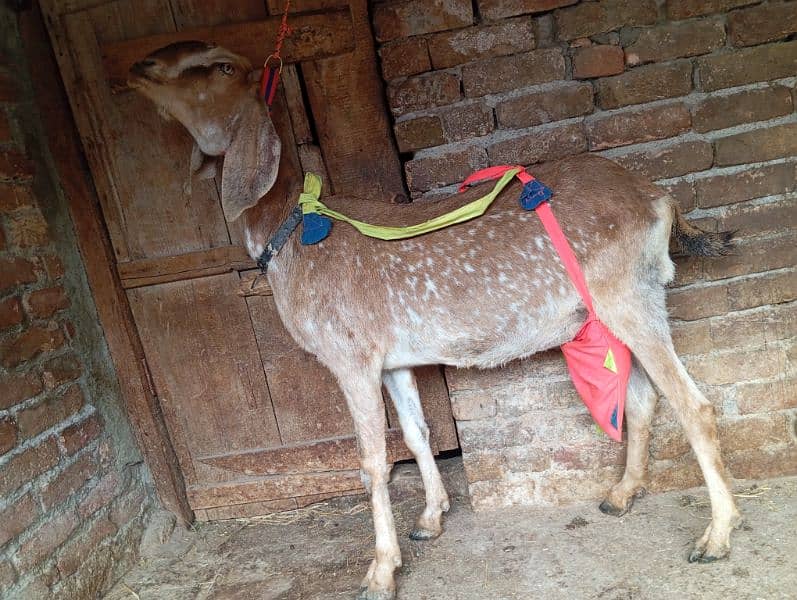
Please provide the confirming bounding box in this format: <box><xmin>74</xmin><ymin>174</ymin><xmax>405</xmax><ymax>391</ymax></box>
<box><xmin>257</xmin><ymin>167</ymin><xmax>631</xmax><ymax>440</ymax></box>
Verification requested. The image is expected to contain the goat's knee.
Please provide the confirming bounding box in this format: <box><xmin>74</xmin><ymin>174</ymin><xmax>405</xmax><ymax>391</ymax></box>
<box><xmin>360</xmin><ymin>456</ymin><xmax>390</xmax><ymax>495</ymax></box>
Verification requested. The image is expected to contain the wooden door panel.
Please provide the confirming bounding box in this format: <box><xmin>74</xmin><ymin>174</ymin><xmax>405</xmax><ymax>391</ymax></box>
<box><xmin>248</xmin><ymin>295</ymin><xmax>354</xmax><ymax>443</ymax></box>
<box><xmin>128</xmin><ymin>273</ymin><xmax>282</xmax><ymax>483</ymax></box>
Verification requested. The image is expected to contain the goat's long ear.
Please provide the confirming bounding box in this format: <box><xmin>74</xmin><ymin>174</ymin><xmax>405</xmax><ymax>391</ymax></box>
<box><xmin>220</xmin><ymin>100</ymin><xmax>281</xmax><ymax>221</ymax></box>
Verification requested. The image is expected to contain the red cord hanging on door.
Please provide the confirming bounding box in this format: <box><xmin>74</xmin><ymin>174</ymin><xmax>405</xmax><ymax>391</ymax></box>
<box><xmin>259</xmin><ymin>0</ymin><xmax>292</xmax><ymax>108</ymax></box>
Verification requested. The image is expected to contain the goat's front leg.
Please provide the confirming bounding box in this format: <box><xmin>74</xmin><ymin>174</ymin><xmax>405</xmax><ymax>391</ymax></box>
<box><xmin>338</xmin><ymin>372</ymin><xmax>402</xmax><ymax>600</ymax></box>
<box><xmin>383</xmin><ymin>368</ymin><xmax>450</xmax><ymax>540</ymax></box>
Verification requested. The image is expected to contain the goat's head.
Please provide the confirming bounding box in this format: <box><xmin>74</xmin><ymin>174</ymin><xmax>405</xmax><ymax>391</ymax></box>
<box><xmin>128</xmin><ymin>41</ymin><xmax>281</xmax><ymax>221</ymax></box>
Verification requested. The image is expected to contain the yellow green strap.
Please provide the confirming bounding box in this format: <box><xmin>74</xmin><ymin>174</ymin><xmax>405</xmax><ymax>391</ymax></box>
<box><xmin>298</xmin><ymin>169</ymin><xmax>520</xmax><ymax>241</ymax></box>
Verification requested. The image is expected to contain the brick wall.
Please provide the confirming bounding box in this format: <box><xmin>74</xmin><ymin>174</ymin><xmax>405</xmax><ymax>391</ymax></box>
<box><xmin>0</xmin><ymin>6</ymin><xmax>153</xmax><ymax>598</ymax></box>
<box><xmin>373</xmin><ymin>0</ymin><xmax>797</xmax><ymax>509</ymax></box>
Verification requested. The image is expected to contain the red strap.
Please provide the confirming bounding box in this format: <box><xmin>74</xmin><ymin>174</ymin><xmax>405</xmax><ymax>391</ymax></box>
<box><xmin>534</xmin><ymin>202</ymin><xmax>595</xmax><ymax>315</ymax></box>
<box><xmin>459</xmin><ymin>165</ymin><xmax>595</xmax><ymax>315</ymax></box>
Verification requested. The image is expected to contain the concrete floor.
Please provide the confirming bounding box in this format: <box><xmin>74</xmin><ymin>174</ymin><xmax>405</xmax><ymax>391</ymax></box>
<box><xmin>105</xmin><ymin>460</ymin><xmax>797</xmax><ymax>600</ymax></box>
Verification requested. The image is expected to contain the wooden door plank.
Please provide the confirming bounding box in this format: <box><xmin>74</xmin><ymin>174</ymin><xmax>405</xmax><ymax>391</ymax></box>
<box><xmin>301</xmin><ymin>0</ymin><xmax>406</xmax><ymax>200</ymax></box>
<box><xmin>197</xmin><ymin>430</ymin><xmax>411</xmax><ymax>475</ymax></box>
<box><xmin>32</xmin><ymin>1</ymin><xmax>193</xmax><ymax>525</ymax></box>
<box><xmin>187</xmin><ymin>469</ymin><xmax>364</xmax><ymax>509</ymax></box>
<box><xmin>128</xmin><ymin>273</ymin><xmax>283</xmax><ymax>484</ymax></box>
<box><xmin>170</xmin><ymin>0</ymin><xmax>267</xmax><ymax>29</ymax></box>
<box><xmin>102</xmin><ymin>8</ymin><xmax>356</xmax><ymax>89</ymax></box>
<box><xmin>117</xmin><ymin>245</ymin><xmax>254</xmax><ymax>288</ymax></box>
<box><xmin>267</xmin><ymin>0</ymin><xmax>348</xmax><ymax>14</ymax></box>
<box><xmin>247</xmin><ymin>295</ymin><xmax>355</xmax><ymax>444</ymax></box>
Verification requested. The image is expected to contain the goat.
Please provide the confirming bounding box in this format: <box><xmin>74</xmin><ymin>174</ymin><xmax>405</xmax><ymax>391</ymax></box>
<box><xmin>129</xmin><ymin>42</ymin><xmax>741</xmax><ymax>600</ymax></box>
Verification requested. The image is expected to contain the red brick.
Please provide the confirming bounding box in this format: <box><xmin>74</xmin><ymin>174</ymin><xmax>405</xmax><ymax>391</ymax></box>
<box><xmin>488</xmin><ymin>122</ymin><xmax>587</xmax><ymax>165</ymax></box>
<box><xmin>56</xmin><ymin>515</ymin><xmax>117</xmax><ymax>578</ymax></box>
<box><xmin>0</xmin><ymin>296</ymin><xmax>23</xmax><ymax>329</ymax></box>
<box><xmin>0</xmin><ymin>417</ymin><xmax>17</xmax><ymax>455</ymax></box>
<box><xmin>41</xmin><ymin>452</ymin><xmax>98</xmax><ymax>510</ymax></box>
<box><xmin>462</xmin><ymin>48</ymin><xmax>565</xmax><ymax>98</ymax></box>
<box><xmin>610</xmin><ymin>139</ymin><xmax>713</xmax><ymax>181</ymax></box>
<box><xmin>26</xmin><ymin>286</ymin><xmax>70</xmax><ymax>319</ymax></box>
<box><xmin>555</xmin><ymin>0</ymin><xmax>657</xmax><ymax>41</ymax></box>
<box><xmin>625</xmin><ymin>20</ymin><xmax>726</xmax><ymax>67</ymax></box>
<box><xmin>387</xmin><ymin>71</ymin><xmax>461</xmax><ymax>117</ymax></box>
<box><xmin>736</xmin><ymin>379</ymin><xmax>797</xmax><ymax>414</ymax></box>
<box><xmin>728</xmin><ymin>2</ymin><xmax>797</xmax><ymax>47</ymax></box>
<box><xmin>660</xmin><ymin>179</ymin><xmax>696</xmax><ymax>212</ymax></box>
<box><xmin>373</xmin><ymin>0</ymin><xmax>473</xmax><ymax>42</ymax></box>
<box><xmin>702</xmin><ymin>234</ymin><xmax>796</xmax><ymax>282</ymax></box>
<box><xmin>0</xmin><ymin>371</ymin><xmax>43</xmax><ymax>409</ymax></box>
<box><xmin>0</xmin><ymin>494</ymin><xmax>39</xmax><ymax>549</ymax></box>
<box><xmin>668</xmin><ymin>282</ymin><xmax>730</xmax><ymax>321</ymax></box>
<box><xmin>719</xmin><ymin>415</ymin><xmax>791</xmax><ymax>453</ymax></box>
<box><xmin>671</xmin><ymin>319</ymin><xmax>712</xmax><ymax>356</ymax></box>
<box><xmin>14</xmin><ymin>509</ymin><xmax>78</xmax><ymax>571</ymax></box>
<box><xmin>537</xmin><ymin>466</ymin><xmax>623</xmax><ymax>504</ymax></box>
<box><xmin>79</xmin><ymin>471</ymin><xmax>122</xmax><ymax>519</ymax></box>
<box><xmin>496</xmin><ymin>83</ymin><xmax>593</xmax><ymax>129</ymax></box>
<box><xmin>503</xmin><ymin>445</ymin><xmax>552</xmax><ymax>472</ymax></box>
<box><xmin>405</xmin><ymin>146</ymin><xmax>487</xmax><ymax>192</ymax></box>
<box><xmin>553</xmin><ymin>441</ymin><xmax>625</xmax><ymax>470</ymax></box>
<box><xmin>572</xmin><ymin>44</ymin><xmax>624</xmax><ymax>79</ymax></box>
<box><xmin>694</xmin><ymin>163</ymin><xmax>795</xmax><ymax>208</ymax></box>
<box><xmin>596</xmin><ymin>60</ymin><xmax>693</xmax><ymax>109</ymax></box>
<box><xmin>0</xmin><ymin>183</ymin><xmax>35</xmax><ymax>211</ymax></box>
<box><xmin>462</xmin><ymin>450</ymin><xmax>506</xmax><ymax>482</ymax></box>
<box><xmin>727</xmin><ymin>271</ymin><xmax>797</xmax><ymax>313</ymax></box>
<box><xmin>439</xmin><ymin>103</ymin><xmax>494</xmax><ymax>141</ymax></box>
<box><xmin>40</xmin><ymin>353</ymin><xmax>83</xmax><ymax>390</ymax></box>
<box><xmin>0</xmin><ymin>150</ymin><xmax>35</xmax><ymax>179</ymax></box>
<box><xmin>586</xmin><ymin>103</ymin><xmax>691</xmax><ymax>151</ymax></box>
<box><xmin>693</xmin><ymin>86</ymin><xmax>794</xmax><ymax>133</ymax></box>
<box><xmin>0</xmin><ymin>256</ymin><xmax>37</xmax><ymax>293</ymax></box>
<box><xmin>726</xmin><ymin>445</ymin><xmax>797</xmax><ymax>480</ymax></box>
<box><xmin>17</xmin><ymin>384</ymin><xmax>85</xmax><ymax>439</ymax></box>
<box><xmin>0</xmin><ymin>437</ymin><xmax>59</xmax><ymax>496</ymax></box>
<box><xmin>59</xmin><ymin>413</ymin><xmax>103</xmax><ymax>456</ymax></box>
<box><xmin>716</xmin><ymin>197</ymin><xmax>796</xmax><ymax>239</ymax></box>
<box><xmin>394</xmin><ymin>116</ymin><xmax>444</xmax><ymax>152</ymax></box>
<box><xmin>428</xmin><ymin>17</ymin><xmax>536</xmax><ymax>70</ymax></box>
<box><xmin>715</xmin><ymin>123</ymin><xmax>797</xmax><ymax>167</ymax></box>
<box><xmin>478</xmin><ymin>0</ymin><xmax>577</xmax><ymax>20</ymax></box>
<box><xmin>0</xmin><ymin>323</ymin><xmax>66</xmax><ymax>368</ymax></box>
<box><xmin>649</xmin><ymin>459</ymin><xmax>703</xmax><ymax>492</ymax></box>
<box><xmin>687</xmin><ymin>346</ymin><xmax>785</xmax><ymax>386</ymax></box>
<box><xmin>5</xmin><ymin>208</ymin><xmax>49</xmax><ymax>248</ymax></box>
<box><xmin>0</xmin><ymin>560</ymin><xmax>16</xmax><ymax>592</ymax></box>
<box><xmin>667</xmin><ymin>0</ymin><xmax>758</xmax><ymax>20</ymax></box>
<box><xmin>379</xmin><ymin>37</ymin><xmax>430</xmax><ymax>81</ymax></box>
<box><xmin>451</xmin><ymin>390</ymin><xmax>497</xmax><ymax>420</ymax></box>
<box><xmin>697</xmin><ymin>40</ymin><xmax>797</xmax><ymax>92</ymax></box>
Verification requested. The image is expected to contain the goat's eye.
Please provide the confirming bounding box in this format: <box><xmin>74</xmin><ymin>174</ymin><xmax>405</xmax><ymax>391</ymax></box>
<box><xmin>219</xmin><ymin>63</ymin><xmax>234</xmax><ymax>75</ymax></box>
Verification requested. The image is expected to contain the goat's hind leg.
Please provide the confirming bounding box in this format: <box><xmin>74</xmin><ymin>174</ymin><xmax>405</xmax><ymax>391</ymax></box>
<box><xmin>383</xmin><ymin>368</ymin><xmax>450</xmax><ymax>540</ymax></box>
<box><xmin>600</xmin><ymin>361</ymin><xmax>658</xmax><ymax>516</ymax></box>
<box><xmin>609</xmin><ymin>309</ymin><xmax>741</xmax><ymax>562</ymax></box>
<box><xmin>336</xmin><ymin>369</ymin><xmax>402</xmax><ymax>600</ymax></box>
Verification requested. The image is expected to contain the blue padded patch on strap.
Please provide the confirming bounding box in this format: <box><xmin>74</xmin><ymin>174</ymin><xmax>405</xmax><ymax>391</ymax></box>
<box><xmin>301</xmin><ymin>212</ymin><xmax>332</xmax><ymax>245</ymax></box>
<box><xmin>610</xmin><ymin>404</ymin><xmax>619</xmax><ymax>430</ymax></box>
<box><xmin>519</xmin><ymin>180</ymin><xmax>553</xmax><ymax>211</ymax></box>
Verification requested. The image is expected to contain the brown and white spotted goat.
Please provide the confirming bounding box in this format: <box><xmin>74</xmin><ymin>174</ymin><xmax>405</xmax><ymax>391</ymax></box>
<box><xmin>129</xmin><ymin>42</ymin><xmax>742</xmax><ymax>600</ymax></box>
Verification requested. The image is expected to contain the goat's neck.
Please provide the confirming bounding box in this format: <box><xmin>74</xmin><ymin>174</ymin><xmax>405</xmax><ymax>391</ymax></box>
<box><xmin>241</xmin><ymin>171</ymin><xmax>300</xmax><ymax>261</ymax></box>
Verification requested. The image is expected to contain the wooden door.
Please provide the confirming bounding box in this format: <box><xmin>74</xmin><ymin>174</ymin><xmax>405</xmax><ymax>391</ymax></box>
<box><xmin>41</xmin><ymin>0</ymin><xmax>458</xmax><ymax>520</ymax></box>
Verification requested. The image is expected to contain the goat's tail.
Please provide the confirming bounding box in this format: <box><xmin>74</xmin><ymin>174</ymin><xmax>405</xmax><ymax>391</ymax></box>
<box><xmin>672</xmin><ymin>204</ymin><xmax>734</xmax><ymax>257</ymax></box>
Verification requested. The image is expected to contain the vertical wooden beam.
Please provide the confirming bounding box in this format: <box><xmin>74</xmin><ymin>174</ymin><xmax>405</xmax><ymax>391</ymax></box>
<box><xmin>25</xmin><ymin>1</ymin><xmax>193</xmax><ymax>524</ymax></box>
<box><xmin>301</xmin><ymin>0</ymin><xmax>407</xmax><ymax>200</ymax></box>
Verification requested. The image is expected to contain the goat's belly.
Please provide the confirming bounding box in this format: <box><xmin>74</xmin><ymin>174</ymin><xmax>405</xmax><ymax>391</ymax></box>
<box><xmin>382</xmin><ymin>304</ymin><xmax>585</xmax><ymax>370</ymax></box>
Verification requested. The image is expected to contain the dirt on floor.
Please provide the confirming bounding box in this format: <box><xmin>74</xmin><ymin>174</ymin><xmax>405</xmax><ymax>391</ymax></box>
<box><xmin>105</xmin><ymin>459</ymin><xmax>796</xmax><ymax>600</ymax></box>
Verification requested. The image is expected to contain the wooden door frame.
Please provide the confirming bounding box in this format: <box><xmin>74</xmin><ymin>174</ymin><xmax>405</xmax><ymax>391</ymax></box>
<box><xmin>22</xmin><ymin>1</ymin><xmax>194</xmax><ymax>524</ymax></box>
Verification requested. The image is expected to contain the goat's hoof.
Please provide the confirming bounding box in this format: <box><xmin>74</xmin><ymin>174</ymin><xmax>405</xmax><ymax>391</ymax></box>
<box><xmin>598</xmin><ymin>499</ymin><xmax>627</xmax><ymax>517</ymax></box>
<box><xmin>409</xmin><ymin>527</ymin><xmax>440</xmax><ymax>541</ymax></box>
<box><xmin>357</xmin><ymin>588</ymin><xmax>396</xmax><ymax>600</ymax></box>
<box><xmin>688</xmin><ymin>545</ymin><xmax>730</xmax><ymax>564</ymax></box>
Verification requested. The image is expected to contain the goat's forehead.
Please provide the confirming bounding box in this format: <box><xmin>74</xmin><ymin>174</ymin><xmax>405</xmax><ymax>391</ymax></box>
<box><xmin>146</xmin><ymin>41</ymin><xmax>250</xmax><ymax>70</ymax></box>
